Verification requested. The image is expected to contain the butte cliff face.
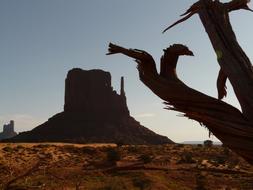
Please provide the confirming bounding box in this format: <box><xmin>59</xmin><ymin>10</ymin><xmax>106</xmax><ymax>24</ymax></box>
<box><xmin>7</xmin><ymin>69</ymin><xmax>173</xmax><ymax>144</ymax></box>
<box><xmin>64</xmin><ymin>69</ymin><xmax>129</xmax><ymax>119</ymax></box>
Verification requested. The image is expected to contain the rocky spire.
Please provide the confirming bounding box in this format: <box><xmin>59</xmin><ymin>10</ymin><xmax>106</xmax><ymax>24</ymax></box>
<box><xmin>120</xmin><ymin>76</ymin><xmax>125</xmax><ymax>97</ymax></box>
<box><xmin>0</xmin><ymin>120</ymin><xmax>17</xmax><ymax>140</ymax></box>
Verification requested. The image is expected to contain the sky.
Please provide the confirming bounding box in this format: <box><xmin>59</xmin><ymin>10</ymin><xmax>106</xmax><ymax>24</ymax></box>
<box><xmin>0</xmin><ymin>0</ymin><xmax>253</xmax><ymax>143</ymax></box>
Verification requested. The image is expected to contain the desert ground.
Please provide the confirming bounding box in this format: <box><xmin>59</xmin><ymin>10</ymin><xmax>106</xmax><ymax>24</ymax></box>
<box><xmin>0</xmin><ymin>143</ymin><xmax>253</xmax><ymax>190</ymax></box>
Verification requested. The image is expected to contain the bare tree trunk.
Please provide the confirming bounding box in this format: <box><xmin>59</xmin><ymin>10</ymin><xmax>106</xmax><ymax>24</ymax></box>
<box><xmin>107</xmin><ymin>0</ymin><xmax>253</xmax><ymax>164</ymax></box>
<box><xmin>198</xmin><ymin>0</ymin><xmax>253</xmax><ymax>120</ymax></box>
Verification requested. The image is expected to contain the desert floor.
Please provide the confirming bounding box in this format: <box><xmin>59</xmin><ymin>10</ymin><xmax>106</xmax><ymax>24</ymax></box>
<box><xmin>0</xmin><ymin>143</ymin><xmax>253</xmax><ymax>190</ymax></box>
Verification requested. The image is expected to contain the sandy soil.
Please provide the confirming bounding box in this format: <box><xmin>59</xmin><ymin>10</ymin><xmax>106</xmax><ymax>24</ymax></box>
<box><xmin>0</xmin><ymin>143</ymin><xmax>252</xmax><ymax>190</ymax></box>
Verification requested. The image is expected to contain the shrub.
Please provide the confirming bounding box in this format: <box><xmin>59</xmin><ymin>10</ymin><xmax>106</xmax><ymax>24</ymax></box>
<box><xmin>61</xmin><ymin>145</ymin><xmax>80</xmax><ymax>154</ymax></box>
<box><xmin>132</xmin><ymin>178</ymin><xmax>151</xmax><ymax>190</ymax></box>
<box><xmin>16</xmin><ymin>145</ymin><xmax>24</xmax><ymax>149</ymax></box>
<box><xmin>127</xmin><ymin>145</ymin><xmax>139</xmax><ymax>153</ymax></box>
<box><xmin>139</xmin><ymin>154</ymin><xmax>152</xmax><ymax>164</ymax></box>
<box><xmin>81</xmin><ymin>147</ymin><xmax>96</xmax><ymax>155</ymax></box>
<box><xmin>101</xmin><ymin>180</ymin><xmax>126</xmax><ymax>190</ymax></box>
<box><xmin>2</xmin><ymin>146</ymin><xmax>13</xmax><ymax>152</ymax></box>
<box><xmin>106</xmin><ymin>148</ymin><xmax>121</xmax><ymax>163</ymax></box>
<box><xmin>228</xmin><ymin>157</ymin><xmax>240</xmax><ymax>168</ymax></box>
<box><xmin>178</xmin><ymin>152</ymin><xmax>195</xmax><ymax>164</ymax></box>
<box><xmin>195</xmin><ymin>173</ymin><xmax>207</xmax><ymax>190</ymax></box>
<box><xmin>204</xmin><ymin>140</ymin><xmax>213</xmax><ymax>148</ymax></box>
<box><xmin>176</xmin><ymin>144</ymin><xmax>184</xmax><ymax>148</ymax></box>
<box><xmin>33</xmin><ymin>144</ymin><xmax>51</xmax><ymax>148</ymax></box>
<box><xmin>213</xmin><ymin>155</ymin><xmax>226</xmax><ymax>165</ymax></box>
<box><xmin>116</xmin><ymin>141</ymin><xmax>125</xmax><ymax>147</ymax></box>
<box><xmin>223</xmin><ymin>147</ymin><xmax>230</xmax><ymax>156</ymax></box>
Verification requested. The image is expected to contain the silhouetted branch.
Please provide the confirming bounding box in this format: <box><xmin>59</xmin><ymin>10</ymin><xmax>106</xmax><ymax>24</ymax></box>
<box><xmin>164</xmin><ymin>0</ymin><xmax>253</xmax><ymax>120</ymax></box>
<box><xmin>107</xmin><ymin>0</ymin><xmax>253</xmax><ymax>164</ymax></box>
<box><xmin>107</xmin><ymin>42</ymin><xmax>253</xmax><ymax>162</ymax></box>
<box><xmin>217</xmin><ymin>68</ymin><xmax>227</xmax><ymax>100</ymax></box>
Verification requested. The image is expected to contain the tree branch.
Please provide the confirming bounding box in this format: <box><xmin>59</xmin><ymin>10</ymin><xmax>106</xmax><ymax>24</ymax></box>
<box><xmin>199</xmin><ymin>0</ymin><xmax>253</xmax><ymax>120</ymax></box>
<box><xmin>164</xmin><ymin>0</ymin><xmax>253</xmax><ymax>120</ymax></box>
<box><xmin>107</xmin><ymin>42</ymin><xmax>253</xmax><ymax>164</ymax></box>
<box><xmin>107</xmin><ymin>0</ymin><xmax>253</xmax><ymax>164</ymax></box>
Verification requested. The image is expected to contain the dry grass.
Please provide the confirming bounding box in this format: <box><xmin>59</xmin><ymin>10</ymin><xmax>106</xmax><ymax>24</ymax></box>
<box><xmin>0</xmin><ymin>143</ymin><xmax>252</xmax><ymax>190</ymax></box>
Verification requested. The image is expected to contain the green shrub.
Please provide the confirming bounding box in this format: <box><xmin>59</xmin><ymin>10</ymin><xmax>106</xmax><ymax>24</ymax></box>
<box><xmin>106</xmin><ymin>148</ymin><xmax>121</xmax><ymax>163</ymax></box>
<box><xmin>178</xmin><ymin>152</ymin><xmax>195</xmax><ymax>164</ymax></box>
<box><xmin>81</xmin><ymin>147</ymin><xmax>97</xmax><ymax>155</ymax></box>
<box><xmin>228</xmin><ymin>157</ymin><xmax>240</xmax><ymax>168</ymax></box>
<box><xmin>2</xmin><ymin>146</ymin><xmax>13</xmax><ymax>152</ymax></box>
<box><xmin>127</xmin><ymin>145</ymin><xmax>139</xmax><ymax>153</ymax></box>
<box><xmin>176</xmin><ymin>144</ymin><xmax>184</xmax><ymax>148</ymax></box>
<box><xmin>99</xmin><ymin>178</ymin><xmax>127</xmax><ymax>190</ymax></box>
<box><xmin>213</xmin><ymin>155</ymin><xmax>226</xmax><ymax>165</ymax></box>
<box><xmin>195</xmin><ymin>173</ymin><xmax>207</xmax><ymax>190</ymax></box>
<box><xmin>132</xmin><ymin>178</ymin><xmax>151</xmax><ymax>190</ymax></box>
<box><xmin>16</xmin><ymin>145</ymin><xmax>24</xmax><ymax>149</ymax></box>
<box><xmin>223</xmin><ymin>147</ymin><xmax>230</xmax><ymax>156</ymax></box>
<box><xmin>116</xmin><ymin>141</ymin><xmax>125</xmax><ymax>147</ymax></box>
<box><xmin>204</xmin><ymin>140</ymin><xmax>213</xmax><ymax>148</ymax></box>
<box><xmin>61</xmin><ymin>145</ymin><xmax>81</xmax><ymax>154</ymax></box>
<box><xmin>33</xmin><ymin>144</ymin><xmax>51</xmax><ymax>149</ymax></box>
<box><xmin>139</xmin><ymin>154</ymin><xmax>152</xmax><ymax>164</ymax></box>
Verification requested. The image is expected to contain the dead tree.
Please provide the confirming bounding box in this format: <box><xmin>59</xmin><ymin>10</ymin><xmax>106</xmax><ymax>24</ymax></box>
<box><xmin>107</xmin><ymin>0</ymin><xmax>253</xmax><ymax>164</ymax></box>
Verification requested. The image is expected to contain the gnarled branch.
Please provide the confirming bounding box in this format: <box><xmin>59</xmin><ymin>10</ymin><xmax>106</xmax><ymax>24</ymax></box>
<box><xmin>164</xmin><ymin>0</ymin><xmax>253</xmax><ymax>120</ymax></box>
<box><xmin>107</xmin><ymin>0</ymin><xmax>253</xmax><ymax>164</ymax></box>
<box><xmin>107</xmin><ymin>42</ymin><xmax>253</xmax><ymax>164</ymax></box>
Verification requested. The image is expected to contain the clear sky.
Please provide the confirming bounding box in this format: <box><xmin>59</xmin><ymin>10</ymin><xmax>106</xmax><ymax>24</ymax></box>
<box><xmin>0</xmin><ymin>0</ymin><xmax>252</xmax><ymax>142</ymax></box>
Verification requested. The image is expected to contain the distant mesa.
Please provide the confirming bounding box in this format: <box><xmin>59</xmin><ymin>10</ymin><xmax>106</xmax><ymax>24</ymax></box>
<box><xmin>5</xmin><ymin>69</ymin><xmax>173</xmax><ymax>144</ymax></box>
<box><xmin>181</xmin><ymin>141</ymin><xmax>222</xmax><ymax>145</ymax></box>
<box><xmin>0</xmin><ymin>120</ymin><xmax>17</xmax><ymax>140</ymax></box>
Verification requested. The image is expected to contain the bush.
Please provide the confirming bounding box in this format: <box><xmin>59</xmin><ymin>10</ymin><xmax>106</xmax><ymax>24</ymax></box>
<box><xmin>176</xmin><ymin>144</ymin><xmax>184</xmax><ymax>148</ymax></box>
<box><xmin>100</xmin><ymin>179</ymin><xmax>126</xmax><ymax>190</ymax></box>
<box><xmin>2</xmin><ymin>146</ymin><xmax>13</xmax><ymax>152</ymax></box>
<box><xmin>33</xmin><ymin>144</ymin><xmax>51</xmax><ymax>149</ymax></box>
<box><xmin>223</xmin><ymin>147</ymin><xmax>230</xmax><ymax>156</ymax></box>
<box><xmin>61</xmin><ymin>145</ymin><xmax>80</xmax><ymax>154</ymax></box>
<box><xmin>178</xmin><ymin>152</ymin><xmax>195</xmax><ymax>164</ymax></box>
<box><xmin>132</xmin><ymin>178</ymin><xmax>151</xmax><ymax>190</ymax></box>
<box><xmin>139</xmin><ymin>154</ymin><xmax>152</xmax><ymax>164</ymax></box>
<box><xmin>16</xmin><ymin>145</ymin><xmax>24</xmax><ymax>149</ymax></box>
<box><xmin>195</xmin><ymin>173</ymin><xmax>207</xmax><ymax>190</ymax></box>
<box><xmin>127</xmin><ymin>145</ymin><xmax>139</xmax><ymax>153</ymax></box>
<box><xmin>81</xmin><ymin>147</ymin><xmax>97</xmax><ymax>155</ymax></box>
<box><xmin>213</xmin><ymin>155</ymin><xmax>227</xmax><ymax>165</ymax></box>
<box><xmin>116</xmin><ymin>141</ymin><xmax>125</xmax><ymax>147</ymax></box>
<box><xmin>106</xmin><ymin>148</ymin><xmax>121</xmax><ymax>163</ymax></box>
<box><xmin>204</xmin><ymin>140</ymin><xmax>213</xmax><ymax>148</ymax></box>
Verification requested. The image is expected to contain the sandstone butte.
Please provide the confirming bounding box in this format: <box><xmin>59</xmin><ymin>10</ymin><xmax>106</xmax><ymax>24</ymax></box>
<box><xmin>5</xmin><ymin>68</ymin><xmax>172</xmax><ymax>144</ymax></box>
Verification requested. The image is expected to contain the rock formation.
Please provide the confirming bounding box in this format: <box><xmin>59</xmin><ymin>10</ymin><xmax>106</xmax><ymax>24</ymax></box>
<box><xmin>6</xmin><ymin>69</ymin><xmax>172</xmax><ymax>144</ymax></box>
<box><xmin>0</xmin><ymin>120</ymin><xmax>17</xmax><ymax>140</ymax></box>
<box><xmin>64</xmin><ymin>69</ymin><xmax>129</xmax><ymax>119</ymax></box>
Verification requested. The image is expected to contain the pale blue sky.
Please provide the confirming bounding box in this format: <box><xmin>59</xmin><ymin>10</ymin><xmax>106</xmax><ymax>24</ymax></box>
<box><xmin>0</xmin><ymin>0</ymin><xmax>252</xmax><ymax>142</ymax></box>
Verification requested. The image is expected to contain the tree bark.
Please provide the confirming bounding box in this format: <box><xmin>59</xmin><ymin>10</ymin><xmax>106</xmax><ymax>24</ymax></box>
<box><xmin>198</xmin><ymin>0</ymin><xmax>253</xmax><ymax>120</ymax></box>
<box><xmin>107</xmin><ymin>0</ymin><xmax>253</xmax><ymax>164</ymax></box>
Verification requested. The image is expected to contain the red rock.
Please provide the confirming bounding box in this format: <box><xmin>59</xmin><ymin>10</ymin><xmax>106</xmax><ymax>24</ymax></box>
<box><xmin>5</xmin><ymin>69</ymin><xmax>173</xmax><ymax>144</ymax></box>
